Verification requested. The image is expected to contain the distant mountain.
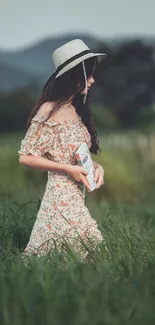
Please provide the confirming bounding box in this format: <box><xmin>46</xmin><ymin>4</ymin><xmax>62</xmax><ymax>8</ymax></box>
<box><xmin>0</xmin><ymin>62</ymin><xmax>38</xmax><ymax>91</ymax></box>
<box><xmin>0</xmin><ymin>33</ymin><xmax>154</xmax><ymax>92</ymax></box>
<box><xmin>0</xmin><ymin>34</ymin><xmax>99</xmax><ymax>76</ymax></box>
<box><xmin>0</xmin><ymin>33</ymin><xmax>102</xmax><ymax>91</ymax></box>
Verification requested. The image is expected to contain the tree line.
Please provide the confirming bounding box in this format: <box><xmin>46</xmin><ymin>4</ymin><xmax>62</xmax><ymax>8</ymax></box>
<box><xmin>0</xmin><ymin>38</ymin><xmax>155</xmax><ymax>132</ymax></box>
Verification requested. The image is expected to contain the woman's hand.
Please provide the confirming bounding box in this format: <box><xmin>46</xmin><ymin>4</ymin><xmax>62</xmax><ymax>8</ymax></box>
<box><xmin>94</xmin><ymin>165</ymin><xmax>104</xmax><ymax>189</ymax></box>
<box><xmin>66</xmin><ymin>165</ymin><xmax>91</xmax><ymax>191</ymax></box>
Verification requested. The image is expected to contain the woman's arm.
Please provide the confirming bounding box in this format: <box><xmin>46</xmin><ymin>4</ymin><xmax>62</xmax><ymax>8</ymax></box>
<box><xmin>92</xmin><ymin>160</ymin><xmax>104</xmax><ymax>188</ymax></box>
<box><xmin>19</xmin><ymin>154</ymin><xmax>71</xmax><ymax>173</ymax></box>
<box><xmin>19</xmin><ymin>155</ymin><xmax>91</xmax><ymax>189</ymax></box>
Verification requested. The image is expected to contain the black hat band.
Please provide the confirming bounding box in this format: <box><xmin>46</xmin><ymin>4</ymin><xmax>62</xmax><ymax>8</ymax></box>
<box><xmin>55</xmin><ymin>49</ymin><xmax>91</xmax><ymax>76</ymax></box>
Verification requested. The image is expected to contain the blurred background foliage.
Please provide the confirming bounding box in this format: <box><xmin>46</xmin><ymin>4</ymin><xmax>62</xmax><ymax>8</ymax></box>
<box><xmin>0</xmin><ymin>33</ymin><xmax>155</xmax><ymax>325</ymax></box>
<box><xmin>0</xmin><ymin>34</ymin><xmax>155</xmax><ymax>206</ymax></box>
<box><xmin>0</xmin><ymin>35</ymin><xmax>155</xmax><ymax>132</ymax></box>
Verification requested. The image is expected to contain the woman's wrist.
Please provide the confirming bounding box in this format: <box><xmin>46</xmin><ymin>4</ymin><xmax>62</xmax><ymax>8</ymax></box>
<box><xmin>93</xmin><ymin>161</ymin><xmax>100</xmax><ymax>169</ymax></box>
<box><xmin>62</xmin><ymin>163</ymin><xmax>72</xmax><ymax>174</ymax></box>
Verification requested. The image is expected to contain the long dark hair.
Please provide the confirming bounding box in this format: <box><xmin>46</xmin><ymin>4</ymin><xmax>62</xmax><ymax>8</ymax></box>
<box><xmin>25</xmin><ymin>56</ymin><xmax>102</xmax><ymax>155</ymax></box>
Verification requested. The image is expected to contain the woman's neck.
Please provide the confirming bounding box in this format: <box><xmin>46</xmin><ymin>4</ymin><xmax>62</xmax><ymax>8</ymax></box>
<box><xmin>61</xmin><ymin>103</ymin><xmax>76</xmax><ymax>113</ymax></box>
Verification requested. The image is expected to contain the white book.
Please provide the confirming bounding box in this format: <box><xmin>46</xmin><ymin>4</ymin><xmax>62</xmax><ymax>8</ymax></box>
<box><xmin>75</xmin><ymin>142</ymin><xmax>96</xmax><ymax>192</ymax></box>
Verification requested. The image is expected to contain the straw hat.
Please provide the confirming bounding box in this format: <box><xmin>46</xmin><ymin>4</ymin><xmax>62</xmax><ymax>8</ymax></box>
<box><xmin>52</xmin><ymin>39</ymin><xmax>106</xmax><ymax>103</ymax></box>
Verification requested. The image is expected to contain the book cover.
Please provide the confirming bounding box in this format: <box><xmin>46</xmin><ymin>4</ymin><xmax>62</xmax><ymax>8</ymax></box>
<box><xmin>75</xmin><ymin>142</ymin><xmax>96</xmax><ymax>192</ymax></box>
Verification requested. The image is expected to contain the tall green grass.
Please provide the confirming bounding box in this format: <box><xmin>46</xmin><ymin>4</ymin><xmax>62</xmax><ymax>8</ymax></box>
<box><xmin>0</xmin><ymin>200</ymin><xmax>155</xmax><ymax>324</ymax></box>
<box><xmin>0</xmin><ymin>131</ymin><xmax>155</xmax><ymax>324</ymax></box>
<box><xmin>1</xmin><ymin>131</ymin><xmax>155</xmax><ymax>204</ymax></box>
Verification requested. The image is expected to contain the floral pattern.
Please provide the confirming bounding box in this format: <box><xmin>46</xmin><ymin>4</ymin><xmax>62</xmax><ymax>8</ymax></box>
<box><xmin>18</xmin><ymin>114</ymin><xmax>104</xmax><ymax>259</ymax></box>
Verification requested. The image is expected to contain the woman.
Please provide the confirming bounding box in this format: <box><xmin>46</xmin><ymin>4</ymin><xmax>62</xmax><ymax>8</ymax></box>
<box><xmin>18</xmin><ymin>39</ymin><xmax>106</xmax><ymax>260</ymax></box>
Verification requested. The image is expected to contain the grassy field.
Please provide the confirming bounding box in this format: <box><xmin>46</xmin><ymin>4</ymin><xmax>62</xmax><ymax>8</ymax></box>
<box><xmin>0</xmin><ymin>130</ymin><xmax>155</xmax><ymax>324</ymax></box>
<box><xmin>0</xmin><ymin>200</ymin><xmax>155</xmax><ymax>324</ymax></box>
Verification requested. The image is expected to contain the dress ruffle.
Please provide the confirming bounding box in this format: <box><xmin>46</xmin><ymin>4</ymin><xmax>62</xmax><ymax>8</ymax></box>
<box><xmin>18</xmin><ymin>115</ymin><xmax>56</xmax><ymax>157</ymax></box>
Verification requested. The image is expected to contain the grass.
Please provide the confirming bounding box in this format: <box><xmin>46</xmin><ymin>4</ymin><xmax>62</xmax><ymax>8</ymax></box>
<box><xmin>0</xmin><ymin>199</ymin><xmax>155</xmax><ymax>324</ymax></box>
<box><xmin>0</xmin><ymin>130</ymin><xmax>155</xmax><ymax>324</ymax></box>
<box><xmin>1</xmin><ymin>129</ymin><xmax>155</xmax><ymax>204</ymax></box>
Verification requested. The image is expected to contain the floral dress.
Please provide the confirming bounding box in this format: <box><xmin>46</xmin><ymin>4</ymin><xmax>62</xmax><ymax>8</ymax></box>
<box><xmin>18</xmin><ymin>113</ymin><xmax>104</xmax><ymax>259</ymax></box>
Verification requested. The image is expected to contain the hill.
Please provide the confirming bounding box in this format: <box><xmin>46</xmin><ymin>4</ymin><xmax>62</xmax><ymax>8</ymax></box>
<box><xmin>0</xmin><ymin>33</ymin><xmax>154</xmax><ymax>91</ymax></box>
<box><xmin>0</xmin><ymin>34</ymin><xmax>100</xmax><ymax>91</ymax></box>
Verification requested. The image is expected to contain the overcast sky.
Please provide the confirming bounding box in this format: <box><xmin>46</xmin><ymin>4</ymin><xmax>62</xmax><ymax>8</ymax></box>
<box><xmin>0</xmin><ymin>0</ymin><xmax>155</xmax><ymax>50</ymax></box>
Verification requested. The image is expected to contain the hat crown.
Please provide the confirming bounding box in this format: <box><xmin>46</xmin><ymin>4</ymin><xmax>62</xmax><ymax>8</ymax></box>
<box><xmin>52</xmin><ymin>39</ymin><xmax>90</xmax><ymax>69</ymax></box>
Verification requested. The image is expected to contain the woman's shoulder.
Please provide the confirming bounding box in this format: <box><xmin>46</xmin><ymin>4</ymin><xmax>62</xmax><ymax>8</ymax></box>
<box><xmin>36</xmin><ymin>101</ymin><xmax>54</xmax><ymax>117</ymax></box>
<box><xmin>32</xmin><ymin>101</ymin><xmax>60</xmax><ymax>127</ymax></box>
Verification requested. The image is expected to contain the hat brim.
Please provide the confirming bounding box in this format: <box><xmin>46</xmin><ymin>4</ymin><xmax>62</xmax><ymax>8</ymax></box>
<box><xmin>55</xmin><ymin>52</ymin><xmax>106</xmax><ymax>78</ymax></box>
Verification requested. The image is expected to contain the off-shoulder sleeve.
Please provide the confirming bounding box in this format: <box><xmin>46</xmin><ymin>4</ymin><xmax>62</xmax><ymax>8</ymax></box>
<box><xmin>18</xmin><ymin>115</ymin><xmax>54</xmax><ymax>157</ymax></box>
